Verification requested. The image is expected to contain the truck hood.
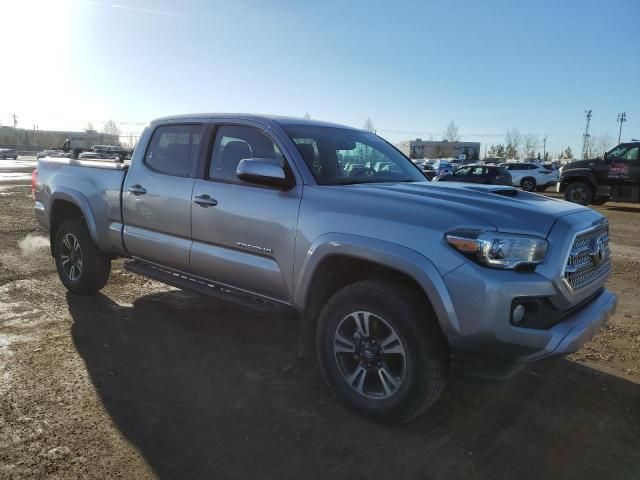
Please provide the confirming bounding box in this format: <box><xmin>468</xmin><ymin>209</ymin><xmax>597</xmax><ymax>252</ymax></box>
<box><xmin>564</xmin><ymin>159</ymin><xmax>602</xmax><ymax>170</ymax></box>
<box><xmin>342</xmin><ymin>181</ymin><xmax>589</xmax><ymax>237</ymax></box>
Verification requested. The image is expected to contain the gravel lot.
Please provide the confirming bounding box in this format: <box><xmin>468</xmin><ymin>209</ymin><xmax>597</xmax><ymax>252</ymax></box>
<box><xmin>0</xmin><ymin>184</ymin><xmax>638</xmax><ymax>479</ymax></box>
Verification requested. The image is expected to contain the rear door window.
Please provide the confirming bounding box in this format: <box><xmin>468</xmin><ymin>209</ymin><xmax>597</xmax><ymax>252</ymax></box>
<box><xmin>145</xmin><ymin>124</ymin><xmax>202</xmax><ymax>177</ymax></box>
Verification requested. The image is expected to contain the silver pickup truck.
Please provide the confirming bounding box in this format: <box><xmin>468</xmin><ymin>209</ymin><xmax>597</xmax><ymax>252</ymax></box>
<box><xmin>34</xmin><ymin>114</ymin><xmax>617</xmax><ymax>422</ymax></box>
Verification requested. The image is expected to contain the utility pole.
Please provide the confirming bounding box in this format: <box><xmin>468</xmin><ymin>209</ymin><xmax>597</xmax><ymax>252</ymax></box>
<box><xmin>11</xmin><ymin>113</ymin><xmax>18</xmax><ymax>129</ymax></box>
<box><xmin>582</xmin><ymin>110</ymin><xmax>592</xmax><ymax>160</ymax></box>
<box><xmin>617</xmin><ymin>112</ymin><xmax>626</xmax><ymax>144</ymax></box>
<box><xmin>542</xmin><ymin>133</ymin><xmax>547</xmax><ymax>160</ymax></box>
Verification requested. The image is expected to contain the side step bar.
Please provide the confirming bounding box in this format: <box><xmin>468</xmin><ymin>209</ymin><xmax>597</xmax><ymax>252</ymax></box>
<box><xmin>124</xmin><ymin>260</ymin><xmax>293</xmax><ymax>314</ymax></box>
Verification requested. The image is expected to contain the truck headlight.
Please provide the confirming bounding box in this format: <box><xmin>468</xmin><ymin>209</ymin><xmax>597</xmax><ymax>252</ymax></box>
<box><xmin>445</xmin><ymin>229</ymin><xmax>548</xmax><ymax>270</ymax></box>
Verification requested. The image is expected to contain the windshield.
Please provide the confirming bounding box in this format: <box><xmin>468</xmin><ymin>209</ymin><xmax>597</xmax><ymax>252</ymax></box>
<box><xmin>283</xmin><ymin>125</ymin><xmax>426</xmax><ymax>185</ymax></box>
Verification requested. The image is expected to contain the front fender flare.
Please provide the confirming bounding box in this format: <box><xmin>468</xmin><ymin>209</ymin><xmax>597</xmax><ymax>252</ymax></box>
<box><xmin>294</xmin><ymin>233</ymin><xmax>461</xmax><ymax>336</ymax></box>
<box><xmin>560</xmin><ymin>169</ymin><xmax>598</xmax><ymax>188</ymax></box>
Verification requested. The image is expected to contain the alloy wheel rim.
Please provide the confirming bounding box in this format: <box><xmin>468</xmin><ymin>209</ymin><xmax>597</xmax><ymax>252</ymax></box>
<box><xmin>60</xmin><ymin>233</ymin><xmax>82</xmax><ymax>281</ymax></box>
<box><xmin>333</xmin><ymin>311</ymin><xmax>406</xmax><ymax>399</ymax></box>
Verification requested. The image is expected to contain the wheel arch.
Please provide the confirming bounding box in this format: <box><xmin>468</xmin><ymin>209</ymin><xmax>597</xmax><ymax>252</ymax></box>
<box><xmin>559</xmin><ymin>171</ymin><xmax>598</xmax><ymax>192</ymax></box>
<box><xmin>520</xmin><ymin>176</ymin><xmax>536</xmax><ymax>185</ymax></box>
<box><xmin>49</xmin><ymin>189</ymin><xmax>99</xmax><ymax>255</ymax></box>
<box><xmin>294</xmin><ymin>234</ymin><xmax>460</xmax><ymax>338</ymax></box>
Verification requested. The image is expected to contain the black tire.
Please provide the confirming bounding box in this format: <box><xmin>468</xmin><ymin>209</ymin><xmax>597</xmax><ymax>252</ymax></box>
<box><xmin>315</xmin><ymin>279</ymin><xmax>449</xmax><ymax>423</ymax></box>
<box><xmin>54</xmin><ymin>217</ymin><xmax>111</xmax><ymax>294</ymax></box>
<box><xmin>535</xmin><ymin>186</ymin><xmax>547</xmax><ymax>192</ymax></box>
<box><xmin>564</xmin><ymin>181</ymin><xmax>593</xmax><ymax>206</ymax></box>
<box><xmin>521</xmin><ymin>177</ymin><xmax>536</xmax><ymax>191</ymax></box>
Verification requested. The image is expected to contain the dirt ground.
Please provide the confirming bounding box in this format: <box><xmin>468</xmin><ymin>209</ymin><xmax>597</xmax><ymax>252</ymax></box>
<box><xmin>0</xmin><ymin>184</ymin><xmax>638</xmax><ymax>479</ymax></box>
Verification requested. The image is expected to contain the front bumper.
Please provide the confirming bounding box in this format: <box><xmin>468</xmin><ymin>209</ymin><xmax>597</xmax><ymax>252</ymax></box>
<box><xmin>519</xmin><ymin>288</ymin><xmax>617</xmax><ymax>362</ymax></box>
<box><xmin>443</xmin><ymin>260</ymin><xmax>617</xmax><ymax>363</ymax></box>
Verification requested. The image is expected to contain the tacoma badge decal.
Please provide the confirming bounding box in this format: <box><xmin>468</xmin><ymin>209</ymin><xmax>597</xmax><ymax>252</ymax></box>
<box><xmin>235</xmin><ymin>242</ymin><xmax>273</xmax><ymax>253</ymax></box>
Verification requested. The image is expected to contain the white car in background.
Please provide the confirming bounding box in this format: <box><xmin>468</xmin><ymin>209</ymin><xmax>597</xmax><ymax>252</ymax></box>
<box><xmin>499</xmin><ymin>162</ymin><xmax>559</xmax><ymax>192</ymax></box>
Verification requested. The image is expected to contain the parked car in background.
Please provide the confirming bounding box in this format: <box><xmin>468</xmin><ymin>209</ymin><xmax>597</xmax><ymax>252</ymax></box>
<box><xmin>0</xmin><ymin>148</ymin><xmax>18</xmax><ymax>159</ymax></box>
<box><xmin>78</xmin><ymin>151</ymin><xmax>112</xmax><ymax>160</ymax></box>
<box><xmin>36</xmin><ymin>149</ymin><xmax>68</xmax><ymax>159</ymax></box>
<box><xmin>432</xmin><ymin>160</ymin><xmax>453</xmax><ymax>176</ymax></box>
<box><xmin>434</xmin><ymin>164</ymin><xmax>512</xmax><ymax>185</ymax></box>
<box><xmin>500</xmin><ymin>162</ymin><xmax>558</xmax><ymax>192</ymax></box>
<box><xmin>92</xmin><ymin>145</ymin><xmax>129</xmax><ymax>162</ymax></box>
<box><xmin>411</xmin><ymin>159</ymin><xmax>436</xmax><ymax>180</ymax></box>
<box><xmin>421</xmin><ymin>162</ymin><xmax>436</xmax><ymax>180</ymax></box>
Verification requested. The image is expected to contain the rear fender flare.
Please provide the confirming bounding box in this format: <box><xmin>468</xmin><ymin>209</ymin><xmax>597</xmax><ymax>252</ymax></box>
<box><xmin>49</xmin><ymin>188</ymin><xmax>99</xmax><ymax>245</ymax></box>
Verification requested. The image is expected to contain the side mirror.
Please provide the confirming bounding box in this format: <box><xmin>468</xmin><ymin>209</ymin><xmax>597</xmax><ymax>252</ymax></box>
<box><xmin>603</xmin><ymin>152</ymin><xmax>609</xmax><ymax>161</ymax></box>
<box><xmin>236</xmin><ymin>158</ymin><xmax>293</xmax><ymax>189</ymax></box>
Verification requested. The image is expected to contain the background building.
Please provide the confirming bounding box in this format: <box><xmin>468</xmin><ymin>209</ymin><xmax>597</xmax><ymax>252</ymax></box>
<box><xmin>0</xmin><ymin>127</ymin><xmax>119</xmax><ymax>153</ymax></box>
<box><xmin>396</xmin><ymin>138</ymin><xmax>481</xmax><ymax>161</ymax></box>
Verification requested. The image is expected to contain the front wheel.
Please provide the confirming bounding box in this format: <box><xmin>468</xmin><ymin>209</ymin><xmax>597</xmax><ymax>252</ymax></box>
<box><xmin>54</xmin><ymin>217</ymin><xmax>111</xmax><ymax>294</ymax></box>
<box><xmin>564</xmin><ymin>181</ymin><xmax>593</xmax><ymax>206</ymax></box>
<box><xmin>316</xmin><ymin>279</ymin><xmax>449</xmax><ymax>423</ymax></box>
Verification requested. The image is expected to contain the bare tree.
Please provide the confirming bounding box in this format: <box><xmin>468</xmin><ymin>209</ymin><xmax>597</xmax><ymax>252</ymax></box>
<box><xmin>363</xmin><ymin>117</ymin><xmax>375</xmax><ymax>133</ymax></box>
<box><xmin>505</xmin><ymin>128</ymin><xmax>521</xmax><ymax>159</ymax></box>
<box><xmin>103</xmin><ymin>119</ymin><xmax>121</xmax><ymax>136</ymax></box>
<box><xmin>594</xmin><ymin>133</ymin><xmax>614</xmax><ymax>158</ymax></box>
<box><xmin>523</xmin><ymin>134</ymin><xmax>539</xmax><ymax>159</ymax></box>
<box><xmin>443</xmin><ymin>121</ymin><xmax>459</xmax><ymax>142</ymax></box>
<box><xmin>563</xmin><ymin>146</ymin><xmax>573</xmax><ymax>160</ymax></box>
<box><xmin>85</xmin><ymin>122</ymin><xmax>94</xmax><ymax>132</ymax></box>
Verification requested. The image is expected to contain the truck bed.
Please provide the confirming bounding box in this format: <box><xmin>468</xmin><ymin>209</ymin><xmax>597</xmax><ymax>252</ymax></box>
<box><xmin>34</xmin><ymin>157</ymin><xmax>129</xmax><ymax>256</ymax></box>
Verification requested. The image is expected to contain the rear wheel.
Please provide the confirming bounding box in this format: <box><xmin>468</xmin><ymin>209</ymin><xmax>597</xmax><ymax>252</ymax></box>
<box><xmin>316</xmin><ymin>279</ymin><xmax>449</xmax><ymax>423</ymax></box>
<box><xmin>54</xmin><ymin>217</ymin><xmax>111</xmax><ymax>294</ymax></box>
<box><xmin>564</xmin><ymin>181</ymin><xmax>593</xmax><ymax>205</ymax></box>
<box><xmin>521</xmin><ymin>177</ymin><xmax>536</xmax><ymax>191</ymax></box>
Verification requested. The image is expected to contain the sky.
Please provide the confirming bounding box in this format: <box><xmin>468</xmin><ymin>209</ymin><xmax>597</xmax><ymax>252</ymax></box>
<box><xmin>2</xmin><ymin>0</ymin><xmax>639</xmax><ymax>156</ymax></box>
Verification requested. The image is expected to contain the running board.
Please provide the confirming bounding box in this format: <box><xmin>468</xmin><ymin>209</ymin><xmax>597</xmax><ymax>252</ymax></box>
<box><xmin>124</xmin><ymin>260</ymin><xmax>292</xmax><ymax>314</ymax></box>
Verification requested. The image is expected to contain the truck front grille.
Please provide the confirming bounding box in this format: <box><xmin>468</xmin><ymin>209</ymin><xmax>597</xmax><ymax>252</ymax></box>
<box><xmin>563</xmin><ymin>223</ymin><xmax>611</xmax><ymax>291</ymax></box>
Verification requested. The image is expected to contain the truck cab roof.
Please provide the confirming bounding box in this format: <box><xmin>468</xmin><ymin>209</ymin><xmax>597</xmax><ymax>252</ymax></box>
<box><xmin>150</xmin><ymin>113</ymin><xmax>364</xmax><ymax>131</ymax></box>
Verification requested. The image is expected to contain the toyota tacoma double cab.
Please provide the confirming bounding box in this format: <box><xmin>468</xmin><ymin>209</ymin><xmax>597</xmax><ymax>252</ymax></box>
<box><xmin>33</xmin><ymin>114</ymin><xmax>617</xmax><ymax>423</ymax></box>
<box><xmin>558</xmin><ymin>141</ymin><xmax>640</xmax><ymax>205</ymax></box>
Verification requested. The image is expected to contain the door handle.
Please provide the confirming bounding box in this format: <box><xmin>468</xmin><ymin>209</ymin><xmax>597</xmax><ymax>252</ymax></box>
<box><xmin>194</xmin><ymin>194</ymin><xmax>218</xmax><ymax>207</ymax></box>
<box><xmin>128</xmin><ymin>184</ymin><xmax>147</xmax><ymax>195</ymax></box>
